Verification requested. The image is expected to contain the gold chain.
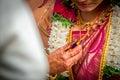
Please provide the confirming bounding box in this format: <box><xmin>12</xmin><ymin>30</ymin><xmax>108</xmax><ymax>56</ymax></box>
<box><xmin>76</xmin><ymin>10</ymin><xmax>102</xmax><ymax>30</ymax></box>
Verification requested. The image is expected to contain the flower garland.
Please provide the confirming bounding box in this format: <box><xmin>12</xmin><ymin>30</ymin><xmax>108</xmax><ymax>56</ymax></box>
<box><xmin>47</xmin><ymin>13</ymin><xmax>73</xmax><ymax>53</ymax></box>
<box><xmin>106</xmin><ymin>5</ymin><xmax>120</xmax><ymax>70</ymax></box>
<box><xmin>47</xmin><ymin>21</ymin><xmax>70</xmax><ymax>53</ymax></box>
<box><xmin>100</xmin><ymin>5</ymin><xmax>120</xmax><ymax>80</ymax></box>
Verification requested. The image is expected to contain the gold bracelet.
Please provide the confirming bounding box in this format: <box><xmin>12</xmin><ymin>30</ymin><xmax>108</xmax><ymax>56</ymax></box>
<box><xmin>46</xmin><ymin>74</ymin><xmax>57</xmax><ymax>80</ymax></box>
<box><xmin>49</xmin><ymin>74</ymin><xmax>57</xmax><ymax>80</ymax></box>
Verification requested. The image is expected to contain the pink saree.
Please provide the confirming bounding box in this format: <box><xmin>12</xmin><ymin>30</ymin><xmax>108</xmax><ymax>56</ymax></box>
<box><xmin>53</xmin><ymin>0</ymin><xmax>110</xmax><ymax>80</ymax></box>
<box><xmin>72</xmin><ymin>18</ymin><xmax>109</xmax><ymax>80</ymax></box>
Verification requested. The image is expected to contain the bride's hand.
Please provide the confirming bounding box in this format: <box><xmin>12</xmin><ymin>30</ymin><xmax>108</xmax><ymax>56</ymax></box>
<box><xmin>47</xmin><ymin>41</ymin><xmax>82</xmax><ymax>75</ymax></box>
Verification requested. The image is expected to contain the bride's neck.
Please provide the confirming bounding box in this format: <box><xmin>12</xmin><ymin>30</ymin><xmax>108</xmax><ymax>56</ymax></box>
<box><xmin>80</xmin><ymin>1</ymin><xmax>107</xmax><ymax>22</ymax></box>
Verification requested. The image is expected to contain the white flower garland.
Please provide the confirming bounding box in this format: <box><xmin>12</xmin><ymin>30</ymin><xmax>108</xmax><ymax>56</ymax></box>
<box><xmin>47</xmin><ymin>21</ymin><xmax>70</xmax><ymax>53</ymax></box>
<box><xmin>106</xmin><ymin>5</ymin><xmax>120</xmax><ymax>70</ymax></box>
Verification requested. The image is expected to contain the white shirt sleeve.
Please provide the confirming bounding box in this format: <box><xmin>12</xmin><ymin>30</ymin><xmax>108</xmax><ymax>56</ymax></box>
<box><xmin>0</xmin><ymin>0</ymin><xmax>49</xmax><ymax>80</ymax></box>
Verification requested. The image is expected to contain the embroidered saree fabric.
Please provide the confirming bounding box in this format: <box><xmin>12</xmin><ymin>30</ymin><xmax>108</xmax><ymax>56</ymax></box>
<box><xmin>72</xmin><ymin>19</ymin><xmax>109</xmax><ymax>80</ymax></box>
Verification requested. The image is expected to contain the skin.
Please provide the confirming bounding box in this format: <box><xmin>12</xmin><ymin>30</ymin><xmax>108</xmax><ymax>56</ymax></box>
<box><xmin>27</xmin><ymin>0</ymin><xmax>44</xmax><ymax>10</ymax></box>
<box><xmin>72</xmin><ymin>0</ymin><xmax>104</xmax><ymax>12</ymax></box>
<box><xmin>48</xmin><ymin>43</ymin><xmax>82</xmax><ymax>75</ymax></box>
<box><xmin>72</xmin><ymin>0</ymin><xmax>106</xmax><ymax>22</ymax></box>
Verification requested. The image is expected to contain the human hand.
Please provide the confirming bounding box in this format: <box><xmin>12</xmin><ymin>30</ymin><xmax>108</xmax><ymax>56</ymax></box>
<box><xmin>47</xmin><ymin>41</ymin><xmax>82</xmax><ymax>75</ymax></box>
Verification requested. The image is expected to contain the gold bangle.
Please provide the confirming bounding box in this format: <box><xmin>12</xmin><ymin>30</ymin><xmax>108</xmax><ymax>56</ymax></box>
<box><xmin>49</xmin><ymin>74</ymin><xmax>57</xmax><ymax>80</ymax></box>
<box><xmin>46</xmin><ymin>74</ymin><xmax>57</xmax><ymax>80</ymax></box>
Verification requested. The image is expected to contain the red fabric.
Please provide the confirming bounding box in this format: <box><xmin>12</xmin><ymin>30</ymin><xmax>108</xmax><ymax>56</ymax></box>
<box><xmin>54</xmin><ymin>3</ymin><xmax>76</xmax><ymax>22</ymax></box>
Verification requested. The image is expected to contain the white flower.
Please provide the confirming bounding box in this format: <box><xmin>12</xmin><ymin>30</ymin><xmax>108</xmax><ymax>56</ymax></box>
<box><xmin>47</xmin><ymin>21</ymin><xmax>70</xmax><ymax>53</ymax></box>
<box><xmin>106</xmin><ymin>5</ymin><xmax>120</xmax><ymax>70</ymax></box>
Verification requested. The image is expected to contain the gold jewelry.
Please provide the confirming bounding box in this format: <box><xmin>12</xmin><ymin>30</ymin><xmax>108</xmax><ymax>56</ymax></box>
<box><xmin>76</xmin><ymin>9</ymin><xmax>102</xmax><ymax>30</ymax></box>
<box><xmin>46</xmin><ymin>74</ymin><xmax>57</xmax><ymax>80</ymax></box>
<box><xmin>73</xmin><ymin>5</ymin><xmax>112</xmax><ymax>46</ymax></box>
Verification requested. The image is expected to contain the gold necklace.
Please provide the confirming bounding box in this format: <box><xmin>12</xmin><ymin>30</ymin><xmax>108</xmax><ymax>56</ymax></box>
<box><xmin>72</xmin><ymin>5</ymin><xmax>112</xmax><ymax>44</ymax></box>
<box><xmin>76</xmin><ymin>9</ymin><xmax>103</xmax><ymax>30</ymax></box>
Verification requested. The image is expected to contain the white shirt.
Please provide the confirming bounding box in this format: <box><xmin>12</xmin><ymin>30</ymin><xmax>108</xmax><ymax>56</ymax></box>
<box><xmin>0</xmin><ymin>0</ymin><xmax>49</xmax><ymax>80</ymax></box>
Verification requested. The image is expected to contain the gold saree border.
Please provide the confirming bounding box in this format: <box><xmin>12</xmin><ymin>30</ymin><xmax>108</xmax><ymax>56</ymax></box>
<box><xmin>98</xmin><ymin>12</ymin><xmax>113</xmax><ymax>80</ymax></box>
<box><xmin>67</xmin><ymin>27</ymin><xmax>74</xmax><ymax>80</ymax></box>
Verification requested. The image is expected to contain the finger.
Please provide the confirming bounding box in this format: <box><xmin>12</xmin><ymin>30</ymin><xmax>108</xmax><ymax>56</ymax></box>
<box><xmin>62</xmin><ymin>50</ymin><xmax>71</xmax><ymax>60</ymax></box>
<box><xmin>62</xmin><ymin>44</ymin><xmax>82</xmax><ymax>60</ymax></box>
<box><xmin>71</xmin><ymin>44</ymin><xmax>82</xmax><ymax>55</ymax></box>
<box><xmin>68</xmin><ymin>44</ymin><xmax>82</xmax><ymax>57</ymax></box>
<box><xmin>73</xmin><ymin>50</ymin><xmax>83</xmax><ymax>64</ymax></box>
<box><xmin>64</xmin><ymin>49</ymin><xmax>82</xmax><ymax>69</ymax></box>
